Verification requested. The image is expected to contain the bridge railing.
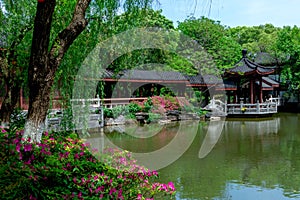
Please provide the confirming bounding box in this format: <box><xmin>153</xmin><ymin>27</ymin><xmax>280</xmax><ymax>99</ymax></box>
<box><xmin>102</xmin><ymin>97</ymin><xmax>147</xmax><ymax>108</ymax></box>
<box><xmin>227</xmin><ymin>102</ymin><xmax>277</xmax><ymax>115</ymax></box>
<box><xmin>204</xmin><ymin>98</ymin><xmax>227</xmax><ymax>115</ymax></box>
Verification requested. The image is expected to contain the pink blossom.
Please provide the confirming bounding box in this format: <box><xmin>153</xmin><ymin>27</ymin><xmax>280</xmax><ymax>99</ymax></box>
<box><xmin>24</xmin><ymin>159</ymin><xmax>31</xmax><ymax>165</ymax></box>
<box><xmin>29</xmin><ymin>194</ymin><xmax>37</xmax><ymax>200</ymax></box>
<box><xmin>109</xmin><ymin>188</ymin><xmax>116</xmax><ymax>195</ymax></box>
<box><xmin>95</xmin><ymin>186</ymin><xmax>104</xmax><ymax>193</ymax></box>
<box><xmin>16</xmin><ymin>144</ymin><xmax>21</xmax><ymax>152</ymax></box>
<box><xmin>168</xmin><ymin>182</ymin><xmax>175</xmax><ymax>191</ymax></box>
<box><xmin>24</xmin><ymin>144</ymin><xmax>32</xmax><ymax>152</ymax></box>
<box><xmin>152</xmin><ymin>170</ymin><xmax>158</xmax><ymax>176</ymax></box>
<box><xmin>18</xmin><ymin>153</ymin><xmax>22</xmax><ymax>160</ymax></box>
<box><xmin>118</xmin><ymin>189</ymin><xmax>123</xmax><ymax>199</ymax></box>
<box><xmin>137</xmin><ymin>194</ymin><xmax>143</xmax><ymax>200</ymax></box>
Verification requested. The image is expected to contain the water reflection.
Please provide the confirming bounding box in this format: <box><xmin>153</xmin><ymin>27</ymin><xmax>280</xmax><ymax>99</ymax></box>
<box><xmin>199</xmin><ymin>120</ymin><xmax>225</xmax><ymax>159</ymax></box>
<box><xmin>85</xmin><ymin>121</ymin><xmax>199</xmax><ymax>170</ymax></box>
<box><xmin>84</xmin><ymin>113</ymin><xmax>300</xmax><ymax>200</ymax></box>
<box><xmin>160</xmin><ymin>114</ymin><xmax>300</xmax><ymax>200</ymax></box>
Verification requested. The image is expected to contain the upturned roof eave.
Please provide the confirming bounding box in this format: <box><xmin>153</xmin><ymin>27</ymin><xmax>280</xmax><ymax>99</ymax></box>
<box><xmin>226</xmin><ymin>56</ymin><xmax>275</xmax><ymax>77</ymax></box>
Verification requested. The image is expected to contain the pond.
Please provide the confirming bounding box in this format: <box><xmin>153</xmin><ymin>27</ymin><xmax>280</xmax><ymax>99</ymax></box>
<box><xmin>85</xmin><ymin>113</ymin><xmax>300</xmax><ymax>200</ymax></box>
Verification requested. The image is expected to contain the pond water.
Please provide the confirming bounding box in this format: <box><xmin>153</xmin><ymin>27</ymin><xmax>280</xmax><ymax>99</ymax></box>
<box><xmin>85</xmin><ymin>113</ymin><xmax>300</xmax><ymax>200</ymax></box>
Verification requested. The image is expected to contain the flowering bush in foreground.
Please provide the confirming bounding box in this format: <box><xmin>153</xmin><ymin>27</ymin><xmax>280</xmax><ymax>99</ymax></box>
<box><xmin>0</xmin><ymin>128</ymin><xmax>175</xmax><ymax>199</ymax></box>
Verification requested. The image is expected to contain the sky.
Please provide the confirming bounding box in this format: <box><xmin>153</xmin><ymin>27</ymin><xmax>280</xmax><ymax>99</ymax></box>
<box><xmin>157</xmin><ymin>0</ymin><xmax>300</xmax><ymax>27</ymax></box>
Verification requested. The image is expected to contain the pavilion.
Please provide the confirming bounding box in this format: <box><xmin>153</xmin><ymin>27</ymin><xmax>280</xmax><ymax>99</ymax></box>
<box><xmin>224</xmin><ymin>49</ymin><xmax>279</xmax><ymax>104</ymax></box>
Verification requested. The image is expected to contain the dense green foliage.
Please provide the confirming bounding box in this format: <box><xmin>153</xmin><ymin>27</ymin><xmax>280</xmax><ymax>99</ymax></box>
<box><xmin>275</xmin><ymin>26</ymin><xmax>300</xmax><ymax>98</ymax></box>
<box><xmin>178</xmin><ymin>17</ymin><xmax>242</xmax><ymax>70</ymax></box>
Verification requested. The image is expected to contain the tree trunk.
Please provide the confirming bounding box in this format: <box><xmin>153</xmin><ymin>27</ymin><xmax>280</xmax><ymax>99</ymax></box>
<box><xmin>0</xmin><ymin>54</ymin><xmax>21</xmax><ymax>127</ymax></box>
<box><xmin>22</xmin><ymin>0</ymin><xmax>56</xmax><ymax>142</ymax></box>
<box><xmin>23</xmin><ymin>0</ymin><xmax>91</xmax><ymax>142</ymax></box>
<box><xmin>0</xmin><ymin>80</ymin><xmax>20</xmax><ymax>127</ymax></box>
<box><xmin>24</xmin><ymin>78</ymin><xmax>54</xmax><ymax>142</ymax></box>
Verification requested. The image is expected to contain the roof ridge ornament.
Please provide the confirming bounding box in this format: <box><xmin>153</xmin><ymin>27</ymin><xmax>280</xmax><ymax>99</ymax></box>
<box><xmin>242</xmin><ymin>49</ymin><xmax>247</xmax><ymax>58</ymax></box>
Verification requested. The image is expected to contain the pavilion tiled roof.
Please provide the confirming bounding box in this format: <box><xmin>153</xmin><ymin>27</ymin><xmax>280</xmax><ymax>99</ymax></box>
<box><xmin>187</xmin><ymin>74</ymin><xmax>226</xmax><ymax>85</ymax></box>
<box><xmin>102</xmin><ymin>70</ymin><xmax>115</xmax><ymax>79</ymax></box>
<box><xmin>262</xmin><ymin>77</ymin><xmax>279</xmax><ymax>87</ymax></box>
<box><xmin>103</xmin><ymin>69</ymin><xmax>187</xmax><ymax>82</ymax></box>
<box><xmin>254</xmin><ymin>52</ymin><xmax>277</xmax><ymax>66</ymax></box>
<box><xmin>186</xmin><ymin>74</ymin><xmax>237</xmax><ymax>90</ymax></box>
<box><xmin>226</xmin><ymin>50</ymin><xmax>275</xmax><ymax>76</ymax></box>
<box><xmin>187</xmin><ymin>74</ymin><xmax>205</xmax><ymax>85</ymax></box>
<box><xmin>216</xmin><ymin>80</ymin><xmax>237</xmax><ymax>91</ymax></box>
<box><xmin>101</xmin><ymin>69</ymin><xmax>242</xmax><ymax>91</ymax></box>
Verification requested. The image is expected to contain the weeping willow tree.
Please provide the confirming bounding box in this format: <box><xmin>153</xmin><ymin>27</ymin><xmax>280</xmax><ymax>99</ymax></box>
<box><xmin>20</xmin><ymin>0</ymin><xmax>161</xmax><ymax>142</ymax></box>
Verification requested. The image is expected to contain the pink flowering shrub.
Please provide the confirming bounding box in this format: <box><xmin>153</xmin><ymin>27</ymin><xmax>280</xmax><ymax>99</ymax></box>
<box><xmin>101</xmin><ymin>148</ymin><xmax>176</xmax><ymax>199</ymax></box>
<box><xmin>150</xmin><ymin>96</ymin><xmax>180</xmax><ymax>115</ymax></box>
<box><xmin>0</xmin><ymin>128</ymin><xmax>175</xmax><ymax>199</ymax></box>
<box><xmin>129</xmin><ymin>96</ymin><xmax>180</xmax><ymax>117</ymax></box>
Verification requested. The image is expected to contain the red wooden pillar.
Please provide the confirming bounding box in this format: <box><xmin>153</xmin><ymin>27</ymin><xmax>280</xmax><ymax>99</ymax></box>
<box><xmin>259</xmin><ymin>77</ymin><xmax>263</xmax><ymax>103</ymax></box>
<box><xmin>250</xmin><ymin>79</ymin><xmax>254</xmax><ymax>104</ymax></box>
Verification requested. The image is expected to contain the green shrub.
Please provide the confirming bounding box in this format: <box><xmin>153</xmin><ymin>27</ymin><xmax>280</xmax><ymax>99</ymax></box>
<box><xmin>10</xmin><ymin>109</ymin><xmax>27</xmax><ymax>131</ymax></box>
<box><xmin>103</xmin><ymin>107</ymin><xmax>113</xmax><ymax>118</ymax></box>
<box><xmin>142</xmin><ymin>98</ymin><xmax>153</xmax><ymax>113</ymax></box>
<box><xmin>146</xmin><ymin>113</ymin><xmax>162</xmax><ymax>123</ymax></box>
<box><xmin>128</xmin><ymin>102</ymin><xmax>142</xmax><ymax>114</ymax></box>
<box><xmin>104</xmin><ymin>106</ymin><xmax>130</xmax><ymax>119</ymax></box>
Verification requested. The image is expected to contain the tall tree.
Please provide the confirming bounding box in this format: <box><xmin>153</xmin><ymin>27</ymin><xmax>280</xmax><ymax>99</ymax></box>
<box><xmin>22</xmin><ymin>0</ymin><xmax>92</xmax><ymax>142</ymax></box>
<box><xmin>228</xmin><ymin>24</ymin><xmax>280</xmax><ymax>61</ymax></box>
<box><xmin>23</xmin><ymin>0</ymin><xmax>157</xmax><ymax>142</ymax></box>
<box><xmin>178</xmin><ymin>17</ymin><xmax>242</xmax><ymax>71</ymax></box>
